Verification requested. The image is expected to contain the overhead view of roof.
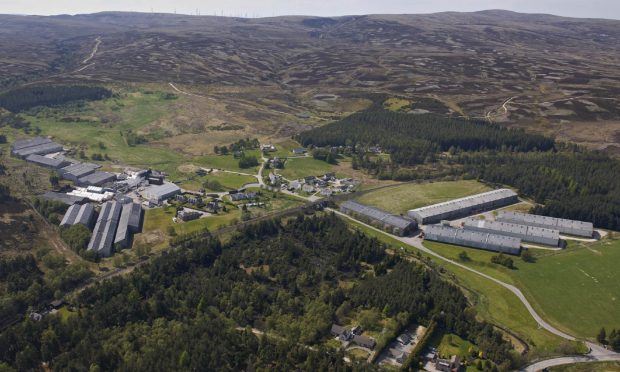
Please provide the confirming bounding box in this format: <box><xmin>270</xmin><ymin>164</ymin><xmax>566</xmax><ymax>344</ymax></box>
<box><xmin>60</xmin><ymin>203</ymin><xmax>96</xmax><ymax>228</ymax></box>
<box><xmin>42</xmin><ymin>192</ymin><xmax>89</xmax><ymax>205</ymax></box>
<box><xmin>114</xmin><ymin>202</ymin><xmax>143</xmax><ymax>248</ymax></box>
<box><xmin>88</xmin><ymin>201</ymin><xmax>122</xmax><ymax>257</ymax></box>
<box><xmin>496</xmin><ymin>211</ymin><xmax>594</xmax><ymax>238</ymax></box>
<box><xmin>25</xmin><ymin>154</ymin><xmax>70</xmax><ymax>169</ymax></box>
<box><xmin>12</xmin><ymin>140</ymin><xmax>63</xmax><ymax>158</ymax></box>
<box><xmin>77</xmin><ymin>171</ymin><xmax>116</xmax><ymax>187</ymax></box>
<box><xmin>341</xmin><ymin>200</ymin><xmax>416</xmax><ymax>231</ymax></box>
<box><xmin>142</xmin><ymin>182</ymin><xmax>181</xmax><ymax>202</ymax></box>
<box><xmin>463</xmin><ymin>218</ymin><xmax>560</xmax><ymax>246</ymax></box>
<box><xmin>60</xmin><ymin>162</ymin><xmax>99</xmax><ymax>178</ymax></box>
<box><xmin>425</xmin><ymin>224</ymin><xmax>522</xmax><ymax>255</ymax></box>
<box><xmin>408</xmin><ymin>189</ymin><xmax>518</xmax><ymax>224</ymax></box>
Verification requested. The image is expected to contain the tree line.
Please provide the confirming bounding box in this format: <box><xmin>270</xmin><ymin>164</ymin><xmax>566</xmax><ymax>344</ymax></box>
<box><xmin>0</xmin><ymin>85</ymin><xmax>112</xmax><ymax>112</ymax></box>
<box><xmin>0</xmin><ymin>213</ymin><xmax>517</xmax><ymax>370</ymax></box>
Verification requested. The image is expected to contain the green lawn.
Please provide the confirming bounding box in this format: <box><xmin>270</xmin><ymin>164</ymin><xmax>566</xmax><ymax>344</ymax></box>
<box><xmin>196</xmin><ymin>150</ymin><xmax>261</xmax><ymax>173</ymax></box>
<box><xmin>180</xmin><ymin>172</ymin><xmax>257</xmax><ymax>192</ymax></box>
<box><xmin>356</xmin><ymin>180</ymin><xmax>492</xmax><ymax>215</ymax></box>
<box><xmin>422</xmin><ymin>238</ymin><xmax>620</xmax><ymax>340</ymax></box>
<box><xmin>278</xmin><ymin>157</ymin><xmax>335</xmax><ymax>180</ymax></box>
<box><xmin>436</xmin><ymin>334</ymin><xmax>475</xmax><ymax>359</ymax></box>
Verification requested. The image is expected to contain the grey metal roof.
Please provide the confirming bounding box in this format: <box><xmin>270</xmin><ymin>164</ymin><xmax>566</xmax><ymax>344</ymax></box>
<box><xmin>143</xmin><ymin>182</ymin><xmax>181</xmax><ymax>200</ymax></box>
<box><xmin>114</xmin><ymin>202</ymin><xmax>142</xmax><ymax>245</ymax></box>
<box><xmin>425</xmin><ymin>224</ymin><xmax>521</xmax><ymax>254</ymax></box>
<box><xmin>496</xmin><ymin>211</ymin><xmax>593</xmax><ymax>237</ymax></box>
<box><xmin>61</xmin><ymin>163</ymin><xmax>99</xmax><ymax>177</ymax></box>
<box><xmin>409</xmin><ymin>189</ymin><xmax>518</xmax><ymax>222</ymax></box>
<box><xmin>11</xmin><ymin>137</ymin><xmax>51</xmax><ymax>151</ymax></box>
<box><xmin>13</xmin><ymin>142</ymin><xmax>63</xmax><ymax>157</ymax></box>
<box><xmin>463</xmin><ymin>218</ymin><xmax>559</xmax><ymax>245</ymax></box>
<box><xmin>42</xmin><ymin>192</ymin><xmax>88</xmax><ymax>205</ymax></box>
<box><xmin>60</xmin><ymin>203</ymin><xmax>95</xmax><ymax>227</ymax></box>
<box><xmin>25</xmin><ymin>154</ymin><xmax>69</xmax><ymax>169</ymax></box>
<box><xmin>341</xmin><ymin>200</ymin><xmax>415</xmax><ymax>230</ymax></box>
<box><xmin>88</xmin><ymin>201</ymin><xmax>122</xmax><ymax>256</ymax></box>
<box><xmin>78</xmin><ymin>171</ymin><xmax>116</xmax><ymax>186</ymax></box>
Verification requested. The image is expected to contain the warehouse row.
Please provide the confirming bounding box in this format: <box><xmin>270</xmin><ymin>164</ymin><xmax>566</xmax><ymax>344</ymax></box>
<box><xmin>85</xmin><ymin>201</ymin><xmax>143</xmax><ymax>257</ymax></box>
<box><xmin>340</xmin><ymin>200</ymin><xmax>417</xmax><ymax>237</ymax></box>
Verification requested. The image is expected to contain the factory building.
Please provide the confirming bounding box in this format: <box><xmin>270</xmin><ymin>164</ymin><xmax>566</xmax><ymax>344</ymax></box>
<box><xmin>60</xmin><ymin>203</ymin><xmax>96</xmax><ymax>229</ymax></box>
<box><xmin>408</xmin><ymin>189</ymin><xmax>519</xmax><ymax>225</ymax></box>
<box><xmin>114</xmin><ymin>202</ymin><xmax>143</xmax><ymax>248</ymax></box>
<box><xmin>88</xmin><ymin>201</ymin><xmax>123</xmax><ymax>257</ymax></box>
<box><xmin>141</xmin><ymin>182</ymin><xmax>181</xmax><ymax>204</ymax></box>
<box><xmin>25</xmin><ymin>154</ymin><xmax>70</xmax><ymax>169</ymax></box>
<box><xmin>59</xmin><ymin>163</ymin><xmax>99</xmax><ymax>183</ymax></box>
<box><xmin>42</xmin><ymin>192</ymin><xmax>88</xmax><ymax>205</ymax></box>
<box><xmin>77</xmin><ymin>171</ymin><xmax>116</xmax><ymax>187</ymax></box>
<box><xmin>496</xmin><ymin>211</ymin><xmax>594</xmax><ymax>238</ymax></box>
<box><xmin>463</xmin><ymin>218</ymin><xmax>560</xmax><ymax>246</ymax></box>
<box><xmin>424</xmin><ymin>224</ymin><xmax>521</xmax><ymax>255</ymax></box>
<box><xmin>340</xmin><ymin>200</ymin><xmax>417</xmax><ymax>236</ymax></box>
<box><xmin>11</xmin><ymin>137</ymin><xmax>63</xmax><ymax>158</ymax></box>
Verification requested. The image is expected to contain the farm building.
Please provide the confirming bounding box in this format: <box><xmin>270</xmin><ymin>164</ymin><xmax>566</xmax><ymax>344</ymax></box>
<box><xmin>496</xmin><ymin>211</ymin><xmax>594</xmax><ymax>238</ymax></box>
<box><xmin>340</xmin><ymin>200</ymin><xmax>417</xmax><ymax>236</ymax></box>
<box><xmin>60</xmin><ymin>203</ymin><xmax>96</xmax><ymax>229</ymax></box>
<box><xmin>463</xmin><ymin>218</ymin><xmax>560</xmax><ymax>246</ymax></box>
<box><xmin>25</xmin><ymin>154</ymin><xmax>70</xmax><ymax>169</ymax></box>
<box><xmin>178</xmin><ymin>209</ymin><xmax>201</xmax><ymax>222</ymax></box>
<box><xmin>88</xmin><ymin>201</ymin><xmax>123</xmax><ymax>257</ymax></box>
<box><xmin>424</xmin><ymin>224</ymin><xmax>522</xmax><ymax>255</ymax></box>
<box><xmin>59</xmin><ymin>163</ymin><xmax>99</xmax><ymax>182</ymax></box>
<box><xmin>42</xmin><ymin>192</ymin><xmax>88</xmax><ymax>205</ymax></box>
<box><xmin>11</xmin><ymin>137</ymin><xmax>63</xmax><ymax>158</ymax></box>
<box><xmin>114</xmin><ymin>202</ymin><xmax>143</xmax><ymax>248</ymax></box>
<box><xmin>77</xmin><ymin>171</ymin><xmax>116</xmax><ymax>187</ymax></box>
<box><xmin>408</xmin><ymin>189</ymin><xmax>519</xmax><ymax>225</ymax></box>
<box><xmin>141</xmin><ymin>182</ymin><xmax>181</xmax><ymax>204</ymax></box>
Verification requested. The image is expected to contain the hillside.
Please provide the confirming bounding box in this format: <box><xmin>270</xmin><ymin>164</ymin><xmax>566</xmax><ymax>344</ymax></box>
<box><xmin>0</xmin><ymin>11</ymin><xmax>619</xmax><ymax>150</ymax></box>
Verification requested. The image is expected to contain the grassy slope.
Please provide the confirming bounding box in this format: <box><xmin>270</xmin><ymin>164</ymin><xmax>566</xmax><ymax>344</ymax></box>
<box><xmin>356</xmin><ymin>180</ymin><xmax>491</xmax><ymax>215</ymax></box>
<box><xmin>278</xmin><ymin>157</ymin><xmax>335</xmax><ymax>180</ymax></box>
<box><xmin>424</xmin><ymin>238</ymin><xmax>620</xmax><ymax>340</ymax></box>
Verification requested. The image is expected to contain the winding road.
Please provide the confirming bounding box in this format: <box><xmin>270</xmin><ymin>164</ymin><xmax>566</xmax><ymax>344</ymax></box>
<box><xmin>328</xmin><ymin>209</ymin><xmax>620</xmax><ymax>371</ymax></box>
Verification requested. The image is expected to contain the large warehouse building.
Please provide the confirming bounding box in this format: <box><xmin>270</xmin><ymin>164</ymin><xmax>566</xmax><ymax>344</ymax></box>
<box><xmin>341</xmin><ymin>200</ymin><xmax>417</xmax><ymax>236</ymax></box>
<box><xmin>11</xmin><ymin>137</ymin><xmax>63</xmax><ymax>158</ymax></box>
<box><xmin>88</xmin><ymin>201</ymin><xmax>123</xmax><ymax>257</ymax></box>
<box><xmin>59</xmin><ymin>163</ymin><xmax>99</xmax><ymax>183</ymax></box>
<box><xmin>408</xmin><ymin>189</ymin><xmax>519</xmax><ymax>225</ymax></box>
<box><xmin>60</xmin><ymin>203</ymin><xmax>96</xmax><ymax>229</ymax></box>
<box><xmin>141</xmin><ymin>182</ymin><xmax>181</xmax><ymax>204</ymax></box>
<box><xmin>425</xmin><ymin>224</ymin><xmax>522</xmax><ymax>255</ymax></box>
<box><xmin>496</xmin><ymin>211</ymin><xmax>594</xmax><ymax>238</ymax></box>
<box><xmin>114</xmin><ymin>202</ymin><xmax>143</xmax><ymax>248</ymax></box>
<box><xmin>463</xmin><ymin>218</ymin><xmax>560</xmax><ymax>246</ymax></box>
<box><xmin>25</xmin><ymin>154</ymin><xmax>70</xmax><ymax>169</ymax></box>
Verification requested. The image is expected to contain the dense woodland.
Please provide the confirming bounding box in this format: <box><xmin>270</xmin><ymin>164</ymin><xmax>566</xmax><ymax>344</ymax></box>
<box><xmin>0</xmin><ymin>85</ymin><xmax>112</xmax><ymax>112</ymax></box>
<box><xmin>298</xmin><ymin>103</ymin><xmax>620</xmax><ymax>230</ymax></box>
<box><xmin>0</xmin><ymin>214</ymin><xmax>516</xmax><ymax>371</ymax></box>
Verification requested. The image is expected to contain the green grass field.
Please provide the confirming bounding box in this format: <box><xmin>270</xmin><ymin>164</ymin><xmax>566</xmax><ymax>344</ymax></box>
<box><xmin>423</xmin><ymin>238</ymin><xmax>620</xmax><ymax>340</ymax></box>
<box><xmin>278</xmin><ymin>157</ymin><xmax>335</xmax><ymax>180</ymax></box>
<box><xmin>180</xmin><ymin>172</ymin><xmax>257</xmax><ymax>192</ymax></box>
<box><xmin>356</xmin><ymin>180</ymin><xmax>492</xmax><ymax>215</ymax></box>
<box><xmin>196</xmin><ymin>150</ymin><xmax>262</xmax><ymax>173</ymax></box>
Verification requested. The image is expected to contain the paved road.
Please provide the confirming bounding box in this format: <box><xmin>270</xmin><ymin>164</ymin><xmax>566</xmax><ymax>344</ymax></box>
<box><xmin>329</xmin><ymin>209</ymin><xmax>620</xmax><ymax>371</ymax></box>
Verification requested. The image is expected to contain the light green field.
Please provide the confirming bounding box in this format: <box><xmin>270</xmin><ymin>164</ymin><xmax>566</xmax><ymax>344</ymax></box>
<box><xmin>435</xmin><ymin>333</ymin><xmax>475</xmax><ymax>359</ymax></box>
<box><xmin>196</xmin><ymin>149</ymin><xmax>262</xmax><ymax>173</ymax></box>
<box><xmin>271</xmin><ymin>138</ymin><xmax>303</xmax><ymax>158</ymax></box>
<box><xmin>424</xmin><ymin>238</ymin><xmax>620</xmax><ymax>340</ymax></box>
<box><xmin>356</xmin><ymin>180</ymin><xmax>492</xmax><ymax>215</ymax></box>
<box><xmin>278</xmin><ymin>157</ymin><xmax>335</xmax><ymax>180</ymax></box>
<box><xmin>180</xmin><ymin>172</ymin><xmax>257</xmax><ymax>192</ymax></box>
<box><xmin>341</xmin><ymin>217</ymin><xmax>569</xmax><ymax>359</ymax></box>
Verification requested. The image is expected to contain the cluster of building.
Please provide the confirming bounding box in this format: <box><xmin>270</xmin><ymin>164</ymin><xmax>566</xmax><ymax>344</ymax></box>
<box><xmin>330</xmin><ymin>324</ymin><xmax>376</xmax><ymax>350</ymax></box>
<box><xmin>10</xmin><ymin>137</ymin><xmax>63</xmax><ymax>158</ymax></box>
<box><xmin>424</xmin><ymin>349</ymin><xmax>462</xmax><ymax>372</ymax></box>
<box><xmin>340</xmin><ymin>200</ymin><xmax>417</xmax><ymax>236</ymax></box>
<box><xmin>230</xmin><ymin>191</ymin><xmax>258</xmax><ymax>202</ymax></box>
<box><xmin>288</xmin><ymin>173</ymin><xmax>358</xmax><ymax>197</ymax></box>
<box><xmin>408</xmin><ymin>189</ymin><xmax>519</xmax><ymax>225</ymax></box>
<box><xmin>86</xmin><ymin>200</ymin><xmax>143</xmax><ymax>257</ymax></box>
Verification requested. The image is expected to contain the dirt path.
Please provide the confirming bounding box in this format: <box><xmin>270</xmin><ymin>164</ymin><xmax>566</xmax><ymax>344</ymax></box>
<box><xmin>82</xmin><ymin>36</ymin><xmax>101</xmax><ymax>64</ymax></box>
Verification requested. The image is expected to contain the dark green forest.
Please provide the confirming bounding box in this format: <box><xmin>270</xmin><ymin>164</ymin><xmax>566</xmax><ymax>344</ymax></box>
<box><xmin>0</xmin><ymin>85</ymin><xmax>112</xmax><ymax>112</ymax></box>
<box><xmin>0</xmin><ymin>214</ymin><xmax>516</xmax><ymax>371</ymax></box>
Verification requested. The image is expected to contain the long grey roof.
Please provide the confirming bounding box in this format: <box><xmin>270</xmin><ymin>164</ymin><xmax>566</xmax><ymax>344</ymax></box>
<box><xmin>496</xmin><ymin>211</ymin><xmax>593</xmax><ymax>236</ymax></box>
<box><xmin>42</xmin><ymin>192</ymin><xmax>88</xmax><ymax>205</ymax></box>
<box><xmin>61</xmin><ymin>163</ymin><xmax>99</xmax><ymax>177</ymax></box>
<box><xmin>409</xmin><ymin>189</ymin><xmax>517</xmax><ymax>220</ymax></box>
<box><xmin>12</xmin><ymin>137</ymin><xmax>51</xmax><ymax>151</ymax></box>
<box><xmin>78</xmin><ymin>171</ymin><xmax>116</xmax><ymax>186</ymax></box>
<box><xmin>114</xmin><ymin>203</ymin><xmax>141</xmax><ymax>245</ymax></box>
<box><xmin>425</xmin><ymin>224</ymin><xmax>521</xmax><ymax>253</ymax></box>
<box><xmin>25</xmin><ymin>154</ymin><xmax>70</xmax><ymax>169</ymax></box>
<box><xmin>463</xmin><ymin>218</ymin><xmax>559</xmax><ymax>243</ymax></box>
<box><xmin>13</xmin><ymin>142</ymin><xmax>63</xmax><ymax>157</ymax></box>
<box><xmin>60</xmin><ymin>203</ymin><xmax>95</xmax><ymax>227</ymax></box>
<box><xmin>88</xmin><ymin>201</ymin><xmax>122</xmax><ymax>256</ymax></box>
<box><xmin>143</xmin><ymin>182</ymin><xmax>181</xmax><ymax>199</ymax></box>
<box><xmin>341</xmin><ymin>200</ymin><xmax>414</xmax><ymax>230</ymax></box>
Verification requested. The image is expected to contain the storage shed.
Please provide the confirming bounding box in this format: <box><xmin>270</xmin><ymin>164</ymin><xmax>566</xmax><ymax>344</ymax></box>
<box><xmin>496</xmin><ymin>211</ymin><xmax>593</xmax><ymax>238</ymax></box>
<box><xmin>60</xmin><ymin>203</ymin><xmax>96</xmax><ymax>229</ymax></box>
<box><xmin>341</xmin><ymin>200</ymin><xmax>417</xmax><ymax>236</ymax></box>
<box><xmin>88</xmin><ymin>201</ymin><xmax>122</xmax><ymax>257</ymax></box>
<box><xmin>424</xmin><ymin>224</ymin><xmax>521</xmax><ymax>255</ymax></box>
<box><xmin>463</xmin><ymin>218</ymin><xmax>560</xmax><ymax>246</ymax></box>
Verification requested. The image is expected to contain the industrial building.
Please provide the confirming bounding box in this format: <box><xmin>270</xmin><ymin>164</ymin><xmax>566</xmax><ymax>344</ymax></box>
<box><xmin>77</xmin><ymin>171</ymin><xmax>116</xmax><ymax>187</ymax></box>
<box><xmin>25</xmin><ymin>154</ymin><xmax>70</xmax><ymax>169</ymax></box>
<box><xmin>424</xmin><ymin>224</ymin><xmax>522</xmax><ymax>255</ymax></box>
<box><xmin>42</xmin><ymin>192</ymin><xmax>88</xmax><ymax>205</ymax></box>
<box><xmin>11</xmin><ymin>137</ymin><xmax>63</xmax><ymax>158</ymax></box>
<box><xmin>59</xmin><ymin>163</ymin><xmax>99</xmax><ymax>182</ymax></box>
<box><xmin>88</xmin><ymin>201</ymin><xmax>123</xmax><ymax>257</ymax></box>
<box><xmin>141</xmin><ymin>182</ymin><xmax>181</xmax><ymax>204</ymax></box>
<box><xmin>408</xmin><ymin>189</ymin><xmax>519</xmax><ymax>225</ymax></box>
<box><xmin>60</xmin><ymin>203</ymin><xmax>96</xmax><ymax>229</ymax></box>
<box><xmin>341</xmin><ymin>200</ymin><xmax>417</xmax><ymax>236</ymax></box>
<box><xmin>496</xmin><ymin>211</ymin><xmax>594</xmax><ymax>238</ymax></box>
<box><xmin>114</xmin><ymin>202</ymin><xmax>143</xmax><ymax>248</ymax></box>
<box><xmin>463</xmin><ymin>218</ymin><xmax>560</xmax><ymax>246</ymax></box>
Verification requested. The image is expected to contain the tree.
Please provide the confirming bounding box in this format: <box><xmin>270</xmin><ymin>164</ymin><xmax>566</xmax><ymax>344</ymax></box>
<box><xmin>167</xmin><ymin>226</ymin><xmax>177</xmax><ymax>237</ymax></box>
<box><xmin>458</xmin><ymin>251</ymin><xmax>470</xmax><ymax>261</ymax></box>
<box><xmin>521</xmin><ymin>249</ymin><xmax>536</xmax><ymax>263</ymax></box>
<box><xmin>597</xmin><ymin>327</ymin><xmax>607</xmax><ymax>344</ymax></box>
<box><xmin>49</xmin><ymin>174</ymin><xmax>60</xmax><ymax>187</ymax></box>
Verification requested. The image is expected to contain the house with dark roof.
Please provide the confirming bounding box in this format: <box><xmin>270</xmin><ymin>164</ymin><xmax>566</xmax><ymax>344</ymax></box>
<box><xmin>353</xmin><ymin>335</ymin><xmax>376</xmax><ymax>349</ymax></box>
